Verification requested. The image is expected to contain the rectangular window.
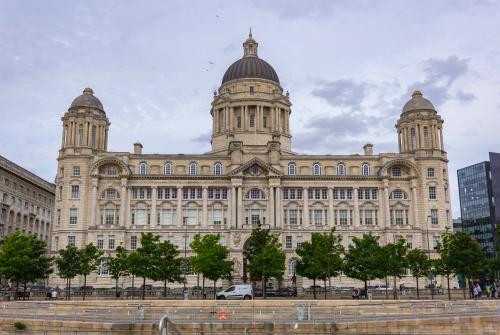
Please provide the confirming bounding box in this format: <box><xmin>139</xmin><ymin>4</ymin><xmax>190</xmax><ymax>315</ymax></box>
<box><xmin>99</xmin><ymin>261</ymin><xmax>108</xmax><ymax>276</ymax></box>
<box><xmin>186</xmin><ymin>209</ymin><xmax>198</xmax><ymax>225</ymax></box>
<box><xmin>108</xmin><ymin>235</ymin><xmax>115</xmax><ymax>250</ymax></box>
<box><xmin>406</xmin><ymin>236</ymin><xmax>413</xmax><ymax>249</ymax></box>
<box><xmin>313</xmin><ymin>209</ymin><xmax>323</xmax><ymax>225</ymax></box>
<box><xmin>429</xmin><ymin>186</ymin><xmax>436</xmax><ymax>200</ymax></box>
<box><xmin>395</xmin><ymin>209</ymin><xmax>404</xmax><ymax>225</ymax></box>
<box><xmin>213</xmin><ymin>209</ymin><xmax>222</xmax><ymax>225</ymax></box>
<box><xmin>364</xmin><ymin>210</ymin><xmax>373</xmax><ymax>225</ymax></box>
<box><xmin>54</xmin><ymin>236</ymin><xmax>59</xmax><ymax>251</ymax></box>
<box><xmin>58</xmin><ymin>186</ymin><xmax>63</xmax><ymax>201</ymax></box>
<box><xmin>57</xmin><ymin>209</ymin><xmax>61</xmax><ymax>226</ymax></box>
<box><xmin>69</xmin><ymin>208</ymin><xmax>77</xmax><ymax>225</ymax></box>
<box><xmin>70</xmin><ymin>185</ymin><xmax>79</xmax><ymax>199</ymax></box>
<box><xmin>289</xmin><ymin>209</ymin><xmax>298</xmax><ymax>225</ymax></box>
<box><xmin>285</xmin><ymin>236</ymin><xmax>292</xmax><ymax>249</ymax></box>
<box><xmin>339</xmin><ymin>210</ymin><xmax>348</xmax><ymax>225</ymax></box>
<box><xmin>431</xmin><ymin>209</ymin><xmax>438</xmax><ymax>225</ymax></box>
<box><xmin>296</xmin><ymin>236</ymin><xmax>303</xmax><ymax>249</ymax></box>
<box><xmin>237</xmin><ymin>116</ymin><xmax>242</xmax><ymax>128</ymax></box>
<box><xmin>162</xmin><ymin>209</ymin><xmax>171</xmax><ymax>225</ymax></box>
<box><xmin>135</xmin><ymin>209</ymin><xmax>146</xmax><ymax>225</ymax></box>
<box><xmin>105</xmin><ymin>209</ymin><xmax>115</xmax><ymax>225</ymax></box>
<box><xmin>427</xmin><ymin>168</ymin><xmax>435</xmax><ymax>178</ymax></box>
<box><xmin>67</xmin><ymin>236</ymin><xmax>75</xmax><ymax>247</ymax></box>
<box><xmin>251</xmin><ymin>209</ymin><xmax>260</xmax><ymax>226</ymax></box>
<box><xmin>432</xmin><ymin>236</ymin><xmax>441</xmax><ymax>249</ymax></box>
<box><xmin>130</xmin><ymin>236</ymin><xmax>137</xmax><ymax>250</ymax></box>
<box><xmin>97</xmin><ymin>235</ymin><xmax>104</xmax><ymax>249</ymax></box>
<box><xmin>72</xmin><ymin>166</ymin><xmax>80</xmax><ymax>176</ymax></box>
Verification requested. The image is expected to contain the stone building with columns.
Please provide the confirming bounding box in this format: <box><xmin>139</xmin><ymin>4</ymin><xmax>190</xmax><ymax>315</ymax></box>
<box><xmin>50</xmin><ymin>33</ymin><xmax>451</xmax><ymax>288</ymax></box>
<box><xmin>0</xmin><ymin>155</ymin><xmax>55</xmax><ymax>247</ymax></box>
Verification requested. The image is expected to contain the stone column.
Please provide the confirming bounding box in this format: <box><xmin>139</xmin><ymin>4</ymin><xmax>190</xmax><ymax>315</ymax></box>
<box><xmin>411</xmin><ymin>180</ymin><xmax>419</xmax><ymax>228</ymax></box>
<box><xmin>151</xmin><ymin>186</ymin><xmax>157</xmax><ymax>226</ymax></box>
<box><xmin>177</xmin><ymin>186</ymin><xmax>183</xmax><ymax>227</ymax></box>
<box><xmin>90</xmin><ymin>178</ymin><xmax>98</xmax><ymax>227</ymax></box>
<box><xmin>353</xmin><ymin>187</ymin><xmax>359</xmax><ymax>227</ymax></box>
<box><xmin>120</xmin><ymin>178</ymin><xmax>127</xmax><ymax>226</ymax></box>
<box><xmin>202</xmin><ymin>186</ymin><xmax>208</xmax><ymax>228</ymax></box>
<box><xmin>275</xmin><ymin>187</ymin><xmax>282</xmax><ymax>228</ymax></box>
<box><xmin>439</xmin><ymin>127</ymin><xmax>444</xmax><ymax>150</ymax></box>
<box><xmin>269</xmin><ymin>187</ymin><xmax>275</xmax><ymax>228</ymax></box>
<box><xmin>126</xmin><ymin>188</ymin><xmax>132</xmax><ymax>228</ymax></box>
<box><xmin>328</xmin><ymin>187</ymin><xmax>334</xmax><ymax>226</ymax></box>
<box><xmin>231</xmin><ymin>186</ymin><xmax>236</xmax><ymax>228</ymax></box>
<box><xmin>227</xmin><ymin>187</ymin><xmax>232</xmax><ymax>228</ymax></box>
<box><xmin>302</xmin><ymin>187</ymin><xmax>309</xmax><ymax>226</ymax></box>
<box><xmin>398</xmin><ymin>131</ymin><xmax>402</xmax><ymax>152</ymax></box>
<box><xmin>383</xmin><ymin>181</ymin><xmax>390</xmax><ymax>229</ymax></box>
<box><xmin>237</xmin><ymin>186</ymin><xmax>243</xmax><ymax>228</ymax></box>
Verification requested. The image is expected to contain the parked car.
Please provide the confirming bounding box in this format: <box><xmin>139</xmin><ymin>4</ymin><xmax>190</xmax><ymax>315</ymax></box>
<box><xmin>216</xmin><ymin>284</ymin><xmax>253</xmax><ymax>300</ymax></box>
<box><xmin>369</xmin><ymin>285</ymin><xmax>393</xmax><ymax>291</ymax></box>
<box><xmin>139</xmin><ymin>284</ymin><xmax>154</xmax><ymax>290</ymax></box>
<box><xmin>79</xmin><ymin>286</ymin><xmax>95</xmax><ymax>291</ymax></box>
<box><xmin>267</xmin><ymin>287</ymin><xmax>297</xmax><ymax>297</ymax></box>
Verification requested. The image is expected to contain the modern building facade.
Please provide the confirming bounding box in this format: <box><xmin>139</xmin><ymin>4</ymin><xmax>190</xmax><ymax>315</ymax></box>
<box><xmin>452</xmin><ymin>218</ymin><xmax>462</xmax><ymax>232</ymax></box>
<box><xmin>50</xmin><ymin>33</ymin><xmax>452</xmax><ymax>288</ymax></box>
<box><xmin>457</xmin><ymin>153</ymin><xmax>500</xmax><ymax>257</ymax></box>
<box><xmin>0</xmin><ymin>155</ymin><xmax>55</xmax><ymax>246</ymax></box>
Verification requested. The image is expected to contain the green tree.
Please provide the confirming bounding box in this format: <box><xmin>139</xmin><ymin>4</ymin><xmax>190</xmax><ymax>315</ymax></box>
<box><xmin>296</xmin><ymin>230</ymin><xmax>343</xmax><ymax>299</ymax></box>
<box><xmin>447</xmin><ymin>231</ymin><xmax>488</xmax><ymax>299</ymax></box>
<box><xmin>126</xmin><ymin>251</ymin><xmax>142</xmax><ymax>299</ymax></box>
<box><xmin>381</xmin><ymin>239</ymin><xmax>408</xmax><ymax>300</ymax></box>
<box><xmin>154</xmin><ymin>240</ymin><xmax>183</xmax><ymax>298</ymax></box>
<box><xmin>0</xmin><ymin>232</ymin><xmax>53</xmax><ymax>300</ymax></box>
<box><xmin>343</xmin><ymin>233</ymin><xmax>384</xmax><ymax>293</ymax></box>
<box><xmin>107</xmin><ymin>246</ymin><xmax>129</xmax><ymax>298</ymax></box>
<box><xmin>135</xmin><ymin>233</ymin><xmax>159</xmax><ymax>300</ymax></box>
<box><xmin>78</xmin><ymin>243</ymin><xmax>103</xmax><ymax>300</ymax></box>
<box><xmin>190</xmin><ymin>234</ymin><xmax>233</xmax><ymax>299</ymax></box>
<box><xmin>55</xmin><ymin>245</ymin><xmax>81</xmax><ymax>300</ymax></box>
<box><xmin>434</xmin><ymin>230</ymin><xmax>455</xmax><ymax>300</ymax></box>
<box><xmin>244</xmin><ymin>224</ymin><xmax>285</xmax><ymax>298</ymax></box>
<box><xmin>407</xmin><ymin>248</ymin><xmax>431</xmax><ymax>299</ymax></box>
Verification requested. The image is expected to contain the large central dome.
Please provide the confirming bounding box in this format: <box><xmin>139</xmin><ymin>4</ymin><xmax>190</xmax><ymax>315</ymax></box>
<box><xmin>221</xmin><ymin>32</ymin><xmax>280</xmax><ymax>85</ymax></box>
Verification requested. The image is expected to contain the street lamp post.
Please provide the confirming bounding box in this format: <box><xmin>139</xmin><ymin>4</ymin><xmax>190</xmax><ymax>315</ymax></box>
<box><xmin>425</xmin><ymin>215</ymin><xmax>434</xmax><ymax>300</ymax></box>
<box><xmin>183</xmin><ymin>218</ymin><xmax>188</xmax><ymax>298</ymax></box>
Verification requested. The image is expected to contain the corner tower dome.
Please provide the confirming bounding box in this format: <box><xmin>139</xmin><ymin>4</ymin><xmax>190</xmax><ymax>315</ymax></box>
<box><xmin>402</xmin><ymin>90</ymin><xmax>436</xmax><ymax>114</ymax></box>
<box><xmin>70</xmin><ymin>87</ymin><xmax>104</xmax><ymax>111</ymax></box>
<box><xmin>222</xmin><ymin>31</ymin><xmax>280</xmax><ymax>85</ymax></box>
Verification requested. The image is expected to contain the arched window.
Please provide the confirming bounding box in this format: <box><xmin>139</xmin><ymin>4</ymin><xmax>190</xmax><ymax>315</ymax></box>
<box><xmin>288</xmin><ymin>163</ymin><xmax>296</xmax><ymax>176</ymax></box>
<box><xmin>288</xmin><ymin>258</ymin><xmax>297</xmax><ymax>276</ymax></box>
<box><xmin>188</xmin><ymin>162</ymin><xmax>198</xmax><ymax>175</ymax></box>
<box><xmin>164</xmin><ymin>163</ymin><xmax>173</xmax><ymax>175</ymax></box>
<box><xmin>139</xmin><ymin>162</ymin><xmax>148</xmax><ymax>175</ymax></box>
<box><xmin>102</xmin><ymin>188</ymin><xmax>120</xmax><ymax>200</ymax></box>
<box><xmin>411</xmin><ymin>128</ymin><xmax>416</xmax><ymax>149</ymax></box>
<box><xmin>312</xmin><ymin>163</ymin><xmax>321</xmax><ymax>176</ymax></box>
<box><xmin>214</xmin><ymin>162</ymin><xmax>223</xmax><ymax>176</ymax></box>
<box><xmin>392</xmin><ymin>167</ymin><xmax>401</xmax><ymax>177</ymax></box>
<box><xmin>423</xmin><ymin>126</ymin><xmax>429</xmax><ymax>148</ymax></box>
<box><xmin>337</xmin><ymin>163</ymin><xmax>346</xmax><ymax>176</ymax></box>
<box><xmin>361</xmin><ymin>163</ymin><xmax>370</xmax><ymax>176</ymax></box>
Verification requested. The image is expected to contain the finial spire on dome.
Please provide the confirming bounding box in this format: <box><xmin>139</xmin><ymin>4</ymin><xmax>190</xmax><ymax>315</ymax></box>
<box><xmin>83</xmin><ymin>87</ymin><xmax>94</xmax><ymax>95</ymax></box>
<box><xmin>243</xmin><ymin>30</ymin><xmax>258</xmax><ymax>58</ymax></box>
<box><xmin>412</xmin><ymin>90</ymin><xmax>423</xmax><ymax>98</ymax></box>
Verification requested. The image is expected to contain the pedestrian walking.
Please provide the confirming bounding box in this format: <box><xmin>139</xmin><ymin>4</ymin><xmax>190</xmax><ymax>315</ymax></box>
<box><xmin>476</xmin><ymin>283</ymin><xmax>482</xmax><ymax>298</ymax></box>
<box><xmin>51</xmin><ymin>289</ymin><xmax>57</xmax><ymax>300</ymax></box>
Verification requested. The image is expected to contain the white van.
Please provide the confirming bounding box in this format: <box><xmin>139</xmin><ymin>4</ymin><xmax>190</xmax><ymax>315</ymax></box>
<box><xmin>216</xmin><ymin>284</ymin><xmax>253</xmax><ymax>300</ymax></box>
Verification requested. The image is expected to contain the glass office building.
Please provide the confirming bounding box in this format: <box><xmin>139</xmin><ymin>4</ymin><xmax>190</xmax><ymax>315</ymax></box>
<box><xmin>457</xmin><ymin>153</ymin><xmax>500</xmax><ymax>257</ymax></box>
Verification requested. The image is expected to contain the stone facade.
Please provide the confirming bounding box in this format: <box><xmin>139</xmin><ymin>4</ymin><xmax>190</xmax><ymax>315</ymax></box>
<box><xmin>50</xmin><ymin>33</ymin><xmax>452</xmax><ymax>288</ymax></box>
<box><xmin>0</xmin><ymin>155</ymin><xmax>55</xmax><ymax>246</ymax></box>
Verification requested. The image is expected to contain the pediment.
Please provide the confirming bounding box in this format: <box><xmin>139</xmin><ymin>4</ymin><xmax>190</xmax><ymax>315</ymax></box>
<box><xmin>228</xmin><ymin>157</ymin><xmax>282</xmax><ymax>177</ymax></box>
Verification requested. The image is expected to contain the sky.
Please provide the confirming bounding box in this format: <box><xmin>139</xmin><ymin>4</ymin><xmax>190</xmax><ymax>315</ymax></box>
<box><xmin>1</xmin><ymin>0</ymin><xmax>500</xmax><ymax>217</ymax></box>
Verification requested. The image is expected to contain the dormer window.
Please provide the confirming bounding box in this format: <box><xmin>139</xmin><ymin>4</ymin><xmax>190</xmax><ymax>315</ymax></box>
<box><xmin>139</xmin><ymin>162</ymin><xmax>148</xmax><ymax>175</ymax></box>
<box><xmin>249</xmin><ymin>86</ymin><xmax>255</xmax><ymax>95</ymax></box>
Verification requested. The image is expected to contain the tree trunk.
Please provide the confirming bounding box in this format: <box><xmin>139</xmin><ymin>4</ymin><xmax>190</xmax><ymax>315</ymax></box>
<box><xmin>364</xmin><ymin>280</ymin><xmax>367</xmax><ymax>294</ymax></box>
<box><xmin>68</xmin><ymin>278</ymin><xmax>72</xmax><ymax>301</ymax></box>
<box><xmin>83</xmin><ymin>274</ymin><xmax>87</xmax><ymax>301</ymax></box>
<box><xmin>313</xmin><ymin>279</ymin><xmax>317</xmax><ymax>300</ymax></box>
<box><xmin>385</xmin><ymin>276</ymin><xmax>389</xmax><ymax>300</ymax></box>
<box><xmin>22</xmin><ymin>282</ymin><xmax>26</xmax><ymax>301</ymax></box>
<box><xmin>463</xmin><ymin>278</ymin><xmax>467</xmax><ymax>299</ymax></box>
<box><xmin>142</xmin><ymin>277</ymin><xmax>146</xmax><ymax>300</ymax></box>
<box><xmin>15</xmin><ymin>282</ymin><xmax>19</xmax><ymax>301</ymax></box>
<box><xmin>262</xmin><ymin>276</ymin><xmax>267</xmax><ymax>299</ymax></box>
<box><xmin>324</xmin><ymin>278</ymin><xmax>327</xmax><ymax>300</ymax></box>
<box><xmin>446</xmin><ymin>274</ymin><xmax>451</xmax><ymax>300</ymax></box>
<box><xmin>202</xmin><ymin>275</ymin><xmax>205</xmax><ymax>300</ymax></box>
<box><xmin>132</xmin><ymin>275</ymin><xmax>135</xmax><ymax>300</ymax></box>
<box><xmin>115</xmin><ymin>278</ymin><xmax>119</xmax><ymax>298</ymax></box>
<box><xmin>164</xmin><ymin>279</ymin><xmax>167</xmax><ymax>299</ymax></box>
<box><xmin>415</xmin><ymin>276</ymin><xmax>420</xmax><ymax>299</ymax></box>
<box><xmin>213</xmin><ymin>280</ymin><xmax>217</xmax><ymax>300</ymax></box>
<box><xmin>393</xmin><ymin>276</ymin><xmax>397</xmax><ymax>300</ymax></box>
